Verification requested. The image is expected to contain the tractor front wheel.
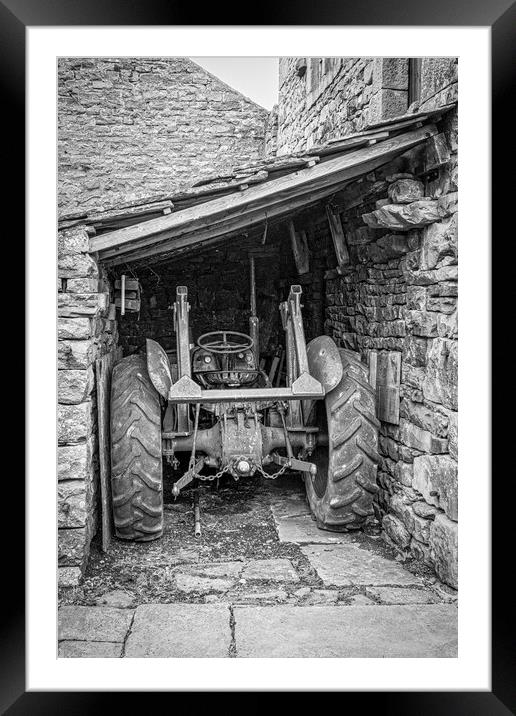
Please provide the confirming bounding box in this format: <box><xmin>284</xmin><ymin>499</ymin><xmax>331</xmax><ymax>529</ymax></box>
<box><xmin>110</xmin><ymin>354</ymin><xmax>163</xmax><ymax>541</ymax></box>
<box><xmin>305</xmin><ymin>349</ymin><xmax>380</xmax><ymax>531</ymax></box>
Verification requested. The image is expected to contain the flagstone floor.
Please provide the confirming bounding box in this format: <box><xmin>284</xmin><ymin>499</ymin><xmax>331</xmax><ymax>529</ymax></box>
<box><xmin>58</xmin><ymin>475</ymin><xmax>457</xmax><ymax>658</ymax></box>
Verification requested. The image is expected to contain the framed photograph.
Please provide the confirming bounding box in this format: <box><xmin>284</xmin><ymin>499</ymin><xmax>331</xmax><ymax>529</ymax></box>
<box><xmin>6</xmin><ymin>0</ymin><xmax>510</xmax><ymax>709</ymax></box>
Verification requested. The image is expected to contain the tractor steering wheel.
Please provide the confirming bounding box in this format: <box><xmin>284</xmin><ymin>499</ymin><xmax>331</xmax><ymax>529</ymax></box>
<box><xmin>197</xmin><ymin>330</ymin><xmax>254</xmax><ymax>355</ymax></box>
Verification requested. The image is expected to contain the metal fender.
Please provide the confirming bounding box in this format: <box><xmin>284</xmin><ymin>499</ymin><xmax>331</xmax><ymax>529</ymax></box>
<box><xmin>306</xmin><ymin>335</ymin><xmax>343</xmax><ymax>395</ymax></box>
<box><xmin>146</xmin><ymin>338</ymin><xmax>173</xmax><ymax>399</ymax></box>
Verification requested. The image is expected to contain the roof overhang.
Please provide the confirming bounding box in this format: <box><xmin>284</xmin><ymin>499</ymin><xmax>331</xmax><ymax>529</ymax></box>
<box><xmin>91</xmin><ymin>122</ymin><xmax>439</xmax><ymax>267</ymax></box>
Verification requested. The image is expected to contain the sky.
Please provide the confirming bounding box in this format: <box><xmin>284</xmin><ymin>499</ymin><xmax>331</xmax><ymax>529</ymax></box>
<box><xmin>190</xmin><ymin>57</ymin><xmax>279</xmax><ymax>110</ymax></box>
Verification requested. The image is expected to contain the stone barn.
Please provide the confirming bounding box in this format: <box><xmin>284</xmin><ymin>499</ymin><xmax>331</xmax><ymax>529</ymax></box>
<box><xmin>58</xmin><ymin>57</ymin><xmax>458</xmax><ymax>592</ymax></box>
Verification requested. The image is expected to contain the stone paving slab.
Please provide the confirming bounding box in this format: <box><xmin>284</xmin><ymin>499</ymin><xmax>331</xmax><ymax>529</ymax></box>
<box><xmin>124</xmin><ymin>604</ymin><xmax>232</xmax><ymax>657</ymax></box>
<box><xmin>301</xmin><ymin>544</ymin><xmax>423</xmax><ymax>586</ymax></box>
<box><xmin>234</xmin><ymin>605</ymin><xmax>457</xmax><ymax>657</ymax></box>
<box><xmin>175</xmin><ymin>573</ymin><xmax>235</xmax><ymax>593</ymax></box>
<box><xmin>58</xmin><ymin>606</ymin><xmax>134</xmax><ymax>642</ymax></box>
<box><xmin>242</xmin><ymin>558</ymin><xmax>299</xmax><ymax>583</ymax></box>
<box><xmin>366</xmin><ymin>586</ymin><xmax>439</xmax><ymax>604</ymax></box>
<box><xmin>273</xmin><ymin>513</ymin><xmax>352</xmax><ymax>544</ymax></box>
<box><xmin>58</xmin><ymin>640</ymin><xmax>123</xmax><ymax>658</ymax></box>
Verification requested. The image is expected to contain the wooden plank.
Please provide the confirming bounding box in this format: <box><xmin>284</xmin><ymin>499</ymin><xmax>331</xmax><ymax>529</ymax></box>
<box><xmin>115</xmin><ymin>298</ymin><xmax>140</xmax><ymax>311</ymax></box>
<box><xmin>100</xmin><ymin>124</ymin><xmax>437</xmax><ymax>265</ymax></box>
<box><xmin>368</xmin><ymin>350</ymin><xmax>378</xmax><ymax>389</ymax></box>
<box><xmin>96</xmin><ymin>348</ymin><xmax>122</xmax><ymax>552</ymax></box>
<box><xmin>372</xmin><ymin>351</ymin><xmax>401</xmax><ymax>425</ymax></box>
<box><xmin>115</xmin><ymin>278</ymin><xmax>139</xmax><ymax>290</ymax></box>
<box><xmin>326</xmin><ymin>130</ymin><xmax>390</xmax><ymax>147</ymax></box>
<box><xmin>88</xmin><ymin>200</ymin><xmax>174</xmax><ymax>224</ymax></box>
<box><xmin>91</xmin><ymin>124</ymin><xmax>438</xmax><ymax>257</ymax></box>
<box><xmin>326</xmin><ymin>205</ymin><xmax>350</xmax><ymax>267</ymax></box>
<box><xmin>288</xmin><ymin>220</ymin><xmax>310</xmax><ymax>274</ymax></box>
<box><xmin>103</xmin><ymin>181</ymin><xmax>356</xmax><ymax>266</ymax></box>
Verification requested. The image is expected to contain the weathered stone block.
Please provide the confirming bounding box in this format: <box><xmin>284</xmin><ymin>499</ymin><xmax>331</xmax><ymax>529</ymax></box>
<box><xmin>406</xmin><ymin>310</ymin><xmax>438</xmax><ymax>338</ymax></box>
<box><xmin>388</xmin><ymin>178</ymin><xmax>424</xmax><ymax>204</ymax></box>
<box><xmin>413</xmin><ymin>454</ymin><xmax>458</xmax><ymax>521</ymax></box>
<box><xmin>400</xmin><ymin>399</ymin><xmax>449</xmax><ymax>438</ymax></box>
<box><xmin>58</xmin><ymin>317</ymin><xmax>92</xmax><ymax>340</ymax></box>
<box><xmin>58</xmin><ymin>527</ymin><xmax>89</xmax><ymax>567</ymax></box>
<box><xmin>428</xmin><ymin>281</ymin><xmax>458</xmax><ymax>297</ymax></box>
<box><xmin>422</xmin><ymin>338</ymin><xmax>458</xmax><ymax>410</ymax></box>
<box><xmin>58</xmin><ymin>566</ymin><xmax>82</xmax><ymax>587</ymax></box>
<box><xmin>420</xmin><ymin>215</ymin><xmax>457</xmax><ymax>270</ymax></box>
<box><xmin>429</xmin><ymin>513</ymin><xmax>458</xmax><ymax>588</ymax></box>
<box><xmin>436</xmin><ymin>311</ymin><xmax>458</xmax><ymax>339</ymax></box>
<box><xmin>369</xmin><ymin>88</ymin><xmax>408</xmax><ymax>123</ymax></box>
<box><xmin>58</xmin><ymin>402</ymin><xmax>94</xmax><ymax>444</ymax></box>
<box><xmin>58</xmin><ymin>481</ymin><xmax>88</xmax><ymax>528</ymax></box>
<box><xmin>412</xmin><ymin>501</ymin><xmax>438</xmax><ymax>520</ymax></box>
<box><xmin>58</xmin><ymin>340</ymin><xmax>95</xmax><ymax>369</ymax></box>
<box><xmin>58</xmin><ymin>367</ymin><xmax>95</xmax><ymax>404</ymax></box>
<box><xmin>363</xmin><ymin>200</ymin><xmax>442</xmax><ymax>231</ymax></box>
<box><xmin>58</xmin><ymin>227</ymin><xmax>90</xmax><ymax>255</ymax></box>
<box><xmin>58</xmin><ymin>293</ymin><xmax>103</xmax><ymax>317</ymax></box>
<box><xmin>410</xmin><ymin>537</ymin><xmax>433</xmax><ymax>565</ymax></box>
<box><xmin>401</xmin><ymin>364</ymin><xmax>425</xmax><ymax>390</ymax></box>
<box><xmin>390</xmin><ymin>492</ymin><xmax>431</xmax><ymax>543</ymax></box>
<box><xmin>403</xmin><ymin>335</ymin><xmax>428</xmax><ymax>367</ymax></box>
<box><xmin>406</xmin><ymin>286</ymin><xmax>427</xmax><ymax>311</ymax></box>
<box><xmin>448</xmin><ymin>410</ymin><xmax>458</xmax><ymax>461</ymax></box>
<box><xmin>437</xmin><ymin>191</ymin><xmax>458</xmax><ymax>216</ymax></box>
<box><xmin>395</xmin><ymin>461</ymin><xmax>413</xmax><ymax>487</ymax></box>
<box><xmin>398</xmin><ymin>418</ymin><xmax>448</xmax><ymax>454</ymax></box>
<box><xmin>420</xmin><ymin>58</ymin><xmax>457</xmax><ymax>105</ymax></box>
<box><xmin>66</xmin><ymin>277</ymin><xmax>101</xmax><ymax>293</ymax></box>
<box><xmin>58</xmin><ymin>438</ymin><xmax>96</xmax><ymax>481</ymax></box>
<box><xmin>427</xmin><ymin>296</ymin><xmax>457</xmax><ymax>314</ymax></box>
<box><xmin>403</xmin><ymin>264</ymin><xmax>458</xmax><ymax>286</ymax></box>
<box><xmin>58</xmin><ymin>253</ymin><xmax>99</xmax><ymax>279</ymax></box>
<box><xmin>382</xmin><ymin>513</ymin><xmax>411</xmax><ymax>550</ymax></box>
<box><xmin>372</xmin><ymin>57</ymin><xmax>409</xmax><ymax>92</ymax></box>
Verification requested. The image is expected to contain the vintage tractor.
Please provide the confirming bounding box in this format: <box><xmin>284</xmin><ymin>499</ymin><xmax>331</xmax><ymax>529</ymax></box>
<box><xmin>110</xmin><ymin>282</ymin><xmax>379</xmax><ymax>541</ymax></box>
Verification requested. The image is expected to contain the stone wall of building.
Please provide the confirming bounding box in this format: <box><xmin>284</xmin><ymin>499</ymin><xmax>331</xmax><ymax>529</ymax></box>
<box><xmin>322</xmin><ymin>111</ymin><xmax>458</xmax><ymax>587</ymax></box>
<box><xmin>58</xmin><ymin>225</ymin><xmax>117</xmax><ymax>585</ymax></box>
<box><xmin>276</xmin><ymin>57</ymin><xmax>457</xmax><ymax>155</ymax></box>
<box><xmin>58</xmin><ymin>58</ymin><xmax>268</xmax><ymax>217</ymax></box>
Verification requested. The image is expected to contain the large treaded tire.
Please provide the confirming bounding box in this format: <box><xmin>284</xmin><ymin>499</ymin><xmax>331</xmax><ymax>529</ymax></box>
<box><xmin>110</xmin><ymin>354</ymin><xmax>163</xmax><ymax>541</ymax></box>
<box><xmin>305</xmin><ymin>348</ymin><xmax>380</xmax><ymax>531</ymax></box>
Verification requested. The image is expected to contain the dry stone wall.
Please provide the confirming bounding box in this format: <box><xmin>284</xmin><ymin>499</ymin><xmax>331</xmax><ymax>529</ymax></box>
<box><xmin>324</xmin><ymin>111</ymin><xmax>458</xmax><ymax>587</ymax></box>
<box><xmin>58</xmin><ymin>58</ymin><xmax>268</xmax><ymax>217</ymax></box>
<box><xmin>58</xmin><ymin>225</ymin><xmax>117</xmax><ymax>586</ymax></box>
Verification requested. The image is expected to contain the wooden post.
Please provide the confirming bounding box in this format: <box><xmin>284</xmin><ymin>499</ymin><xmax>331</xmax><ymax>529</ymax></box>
<box><xmin>326</xmin><ymin>205</ymin><xmax>350</xmax><ymax>268</ymax></box>
<box><xmin>96</xmin><ymin>347</ymin><xmax>122</xmax><ymax>552</ymax></box>
<box><xmin>120</xmin><ymin>274</ymin><xmax>126</xmax><ymax>316</ymax></box>
<box><xmin>368</xmin><ymin>350</ymin><xmax>401</xmax><ymax>425</ymax></box>
<box><xmin>288</xmin><ymin>220</ymin><xmax>310</xmax><ymax>274</ymax></box>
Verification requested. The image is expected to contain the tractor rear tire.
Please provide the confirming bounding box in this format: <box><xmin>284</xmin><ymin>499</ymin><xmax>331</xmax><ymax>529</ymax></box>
<box><xmin>110</xmin><ymin>354</ymin><xmax>163</xmax><ymax>541</ymax></box>
<box><xmin>305</xmin><ymin>349</ymin><xmax>380</xmax><ymax>531</ymax></box>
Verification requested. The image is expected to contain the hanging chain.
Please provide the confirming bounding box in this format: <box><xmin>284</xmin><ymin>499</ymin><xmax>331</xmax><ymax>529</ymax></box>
<box><xmin>189</xmin><ymin>460</ymin><xmax>290</xmax><ymax>483</ymax></box>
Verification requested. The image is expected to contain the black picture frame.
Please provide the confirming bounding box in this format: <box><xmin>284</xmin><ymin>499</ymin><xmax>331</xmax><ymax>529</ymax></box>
<box><xmin>6</xmin><ymin>0</ymin><xmax>513</xmax><ymax>710</ymax></box>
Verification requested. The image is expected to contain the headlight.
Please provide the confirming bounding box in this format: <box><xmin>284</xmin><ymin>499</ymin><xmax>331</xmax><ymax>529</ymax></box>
<box><xmin>203</xmin><ymin>355</ymin><xmax>212</xmax><ymax>364</ymax></box>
